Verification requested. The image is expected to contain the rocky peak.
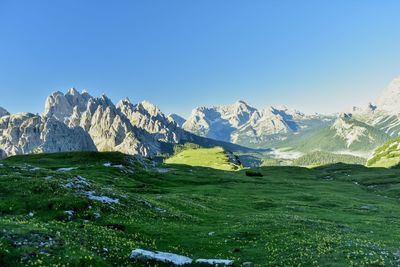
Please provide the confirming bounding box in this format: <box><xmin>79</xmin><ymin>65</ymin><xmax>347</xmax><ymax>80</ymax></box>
<box><xmin>168</xmin><ymin>114</ymin><xmax>186</xmax><ymax>127</ymax></box>
<box><xmin>97</xmin><ymin>94</ymin><xmax>115</xmax><ymax>109</ymax></box>
<box><xmin>44</xmin><ymin>91</ymin><xmax>73</xmax><ymax>121</ymax></box>
<box><xmin>44</xmin><ymin>89</ymin><xmax>94</xmax><ymax>122</ymax></box>
<box><xmin>231</xmin><ymin>100</ymin><xmax>252</xmax><ymax>111</ymax></box>
<box><xmin>117</xmin><ymin>99</ymin><xmax>182</xmax><ymax>143</ymax></box>
<box><xmin>0</xmin><ymin>107</ymin><xmax>9</xmax><ymax>117</ymax></box>
<box><xmin>376</xmin><ymin>76</ymin><xmax>400</xmax><ymax>114</ymax></box>
<box><xmin>138</xmin><ymin>101</ymin><xmax>162</xmax><ymax>118</ymax></box>
<box><xmin>66</xmin><ymin>87</ymin><xmax>79</xmax><ymax>96</ymax></box>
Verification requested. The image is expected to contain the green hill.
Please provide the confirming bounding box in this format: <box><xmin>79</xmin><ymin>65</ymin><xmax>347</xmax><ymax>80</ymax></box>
<box><xmin>2</xmin><ymin>152</ymin><xmax>400</xmax><ymax>265</ymax></box>
<box><xmin>293</xmin><ymin>151</ymin><xmax>366</xmax><ymax>167</ymax></box>
<box><xmin>367</xmin><ymin>137</ymin><xmax>400</xmax><ymax>167</ymax></box>
<box><xmin>164</xmin><ymin>146</ymin><xmax>242</xmax><ymax>170</ymax></box>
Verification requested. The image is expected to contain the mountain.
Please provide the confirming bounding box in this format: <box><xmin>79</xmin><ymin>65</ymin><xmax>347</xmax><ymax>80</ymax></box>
<box><xmin>183</xmin><ymin>100</ymin><xmax>257</xmax><ymax>142</ymax></box>
<box><xmin>0</xmin><ymin>88</ymin><xmax>252</xmax><ymax>159</ymax></box>
<box><xmin>168</xmin><ymin>114</ymin><xmax>186</xmax><ymax>127</ymax></box>
<box><xmin>43</xmin><ymin>89</ymin><xmax>160</xmax><ymax>157</ymax></box>
<box><xmin>183</xmin><ymin>101</ymin><xmax>333</xmax><ymax>148</ymax></box>
<box><xmin>282</xmin><ymin>114</ymin><xmax>390</xmax><ymax>156</ymax></box>
<box><xmin>0</xmin><ymin>112</ymin><xmax>96</xmax><ymax>159</ymax></box>
<box><xmin>376</xmin><ymin>77</ymin><xmax>400</xmax><ymax>114</ymax></box>
<box><xmin>0</xmin><ymin>107</ymin><xmax>9</xmax><ymax>117</ymax></box>
<box><xmin>350</xmin><ymin>77</ymin><xmax>400</xmax><ymax>137</ymax></box>
<box><xmin>116</xmin><ymin>99</ymin><xmax>183</xmax><ymax>143</ymax></box>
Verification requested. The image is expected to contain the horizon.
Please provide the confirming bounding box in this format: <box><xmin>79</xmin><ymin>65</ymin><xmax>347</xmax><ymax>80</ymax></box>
<box><xmin>1</xmin><ymin>1</ymin><xmax>400</xmax><ymax>117</ymax></box>
<box><xmin>0</xmin><ymin>79</ymin><xmax>395</xmax><ymax>118</ymax></box>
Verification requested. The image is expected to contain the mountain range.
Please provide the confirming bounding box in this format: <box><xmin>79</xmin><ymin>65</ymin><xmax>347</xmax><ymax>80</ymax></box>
<box><xmin>180</xmin><ymin>76</ymin><xmax>400</xmax><ymax>157</ymax></box>
<box><xmin>0</xmin><ymin>89</ymin><xmax>248</xmax><ymax>159</ymax></box>
<box><xmin>182</xmin><ymin>101</ymin><xmax>335</xmax><ymax>148</ymax></box>
<box><xmin>2</xmin><ymin>76</ymin><xmax>400</xmax><ymax>160</ymax></box>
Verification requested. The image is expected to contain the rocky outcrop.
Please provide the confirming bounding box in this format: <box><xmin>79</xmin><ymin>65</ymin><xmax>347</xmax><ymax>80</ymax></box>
<box><xmin>0</xmin><ymin>112</ymin><xmax>96</xmax><ymax>157</ymax></box>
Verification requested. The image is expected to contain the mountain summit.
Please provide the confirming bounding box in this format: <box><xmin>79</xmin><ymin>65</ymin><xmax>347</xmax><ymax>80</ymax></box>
<box><xmin>0</xmin><ymin>107</ymin><xmax>9</xmax><ymax>117</ymax></box>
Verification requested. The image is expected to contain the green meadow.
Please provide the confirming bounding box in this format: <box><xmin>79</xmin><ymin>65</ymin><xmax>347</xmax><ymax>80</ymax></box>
<box><xmin>1</xmin><ymin>151</ymin><xmax>400</xmax><ymax>266</ymax></box>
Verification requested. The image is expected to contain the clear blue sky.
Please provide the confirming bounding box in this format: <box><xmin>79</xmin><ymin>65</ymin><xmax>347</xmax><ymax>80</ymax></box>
<box><xmin>1</xmin><ymin>0</ymin><xmax>400</xmax><ymax>117</ymax></box>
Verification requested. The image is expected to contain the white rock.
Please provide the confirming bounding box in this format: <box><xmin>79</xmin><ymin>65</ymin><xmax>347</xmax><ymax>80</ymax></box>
<box><xmin>195</xmin><ymin>259</ymin><xmax>234</xmax><ymax>266</ymax></box>
<box><xmin>56</xmin><ymin>167</ymin><xmax>78</xmax><ymax>172</ymax></box>
<box><xmin>86</xmin><ymin>191</ymin><xmax>119</xmax><ymax>204</ymax></box>
<box><xmin>64</xmin><ymin>210</ymin><xmax>74</xmax><ymax>220</ymax></box>
<box><xmin>130</xmin><ymin>249</ymin><xmax>193</xmax><ymax>266</ymax></box>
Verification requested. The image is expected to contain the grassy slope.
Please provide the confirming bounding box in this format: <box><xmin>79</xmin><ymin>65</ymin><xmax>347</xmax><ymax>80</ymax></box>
<box><xmin>1</xmin><ymin>152</ymin><xmax>400</xmax><ymax>266</ymax></box>
<box><xmin>164</xmin><ymin>147</ymin><xmax>241</xmax><ymax>171</ymax></box>
<box><xmin>367</xmin><ymin>137</ymin><xmax>400</xmax><ymax>167</ymax></box>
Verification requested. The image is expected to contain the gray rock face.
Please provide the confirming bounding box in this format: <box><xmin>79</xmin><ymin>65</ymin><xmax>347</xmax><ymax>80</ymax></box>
<box><xmin>0</xmin><ymin>148</ymin><xmax>6</xmax><ymax>159</ymax></box>
<box><xmin>0</xmin><ymin>107</ymin><xmax>9</xmax><ymax>118</ymax></box>
<box><xmin>168</xmin><ymin>114</ymin><xmax>186</xmax><ymax>128</ymax></box>
<box><xmin>116</xmin><ymin>99</ymin><xmax>184</xmax><ymax>143</ymax></box>
<box><xmin>47</xmin><ymin>91</ymin><xmax>162</xmax><ymax>157</ymax></box>
<box><xmin>41</xmin><ymin>118</ymin><xmax>97</xmax><ymax>153</ymax></box>
<box><xmin>0</xmin><ymin>112</ymin><xmax>96</xmax><ymax>157</ymax></box>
